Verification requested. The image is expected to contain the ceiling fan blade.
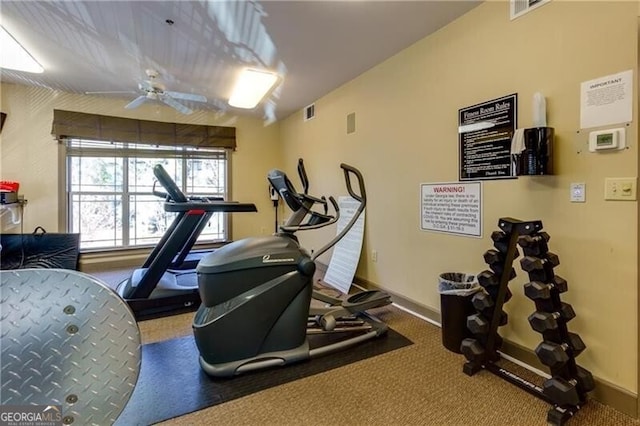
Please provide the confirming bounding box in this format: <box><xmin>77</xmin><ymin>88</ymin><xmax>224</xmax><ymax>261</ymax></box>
<box><xmin>160</xmin><ymin>94</ymin><xmax>193</xmax><ymax>115</ymax></box>
<box><xmin>164</xmin><ymin>91</ymin><xmax>207</xmax><ymax>103</ymax></box>
<box><xmin>85</xmin><ymin>90</ymin><xmax>136</xmax><ymax>95</ymax></box>
<box><xmin>125</xmin><ymin>96</ymin><xmax>148</xmax><ymax>110</ymax></box>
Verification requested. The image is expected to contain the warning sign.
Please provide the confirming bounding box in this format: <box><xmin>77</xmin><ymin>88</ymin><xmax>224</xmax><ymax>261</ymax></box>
<box><xmin>420</xmin><ymin>182</ymin><xmax>482</xmax><ymax>237</ymax></box>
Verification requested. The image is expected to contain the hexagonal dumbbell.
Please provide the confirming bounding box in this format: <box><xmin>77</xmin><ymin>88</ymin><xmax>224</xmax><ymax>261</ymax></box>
<box><xmin>484</xmin><ymin>248</ymin><xmax>520</xmax><ymax>266</ymax></box>
<box><xmin>524</xmin><ymin>276</ymin><xmax>568</xmax><ymax>301</ymax></box>
<box><xmin>527</xmin><ymin>303</ymin><xmax>576</xmax><ymax>333</ymax></box>
<box><xmin>491</xmin><ymin>231</ymin><xmax>510</xmax><ymax>253</ymax></box>
<box><xmin>470</xmin><ymin>293</ymin><xmax>508</xmax><ymax>325</ymax></box>
<box><xmin>535</xmin><ymin>334</ymin><xmax>586</xmax><ymax>368</ymax></box>
<box><xmin>575</xmin><ymin>365</ymin><xmax>595</xmax><ymax>393</ymax></box>
<box><xmin>520</xmin><ymin>253</ymin><xmax>560</xmax><ymax>282</ymax></box>
<box><xmin>542</xmin><ymin>377</ymin><xmax>581</xmax><ymax>406</ymax></box>
<box><xmin>483</xmin><ymin>249</ymin><xmax>504</xmax><ymax>265</ymax></box>
<box><xmin>467</xmin><ymin>313</ymin><xmax>490</xmax><ymax>335</ymax></box>
<box><xmin>460</xmin><ymin>338</ymin><xmax>485</xmax><ymax>362</ymax></box>
<box><xmin>478</xmin><ymin>270</ymin><xmax>499</xmax><ymax>287</ymax></box>
<box><xmin>477</xmin><ymin>269</ymin><xmax>516</xmax><ymax>288</ymax></box>
<box><xmin>472</xmin><ymin>291</ymin><xmax>494</xmax><ymax>312</ymax></box>
<box><xmin>566</xmin><ymin>332</ymin><xmax>586</xmax><ymax>357</ymax></box>
<box><xmin>517</xmin><ymin>232</ymin><xmax>550</xmax><ymax>256</ymax></box>
<box><xmin>520</xmin><ymin>253</ymin><xmax>560</xmax><ymax>273</ymax></box>
<box><xmin>536</xmin><ymin>342</ymin><xmax>571</xmax><ymax>368</ymax></box>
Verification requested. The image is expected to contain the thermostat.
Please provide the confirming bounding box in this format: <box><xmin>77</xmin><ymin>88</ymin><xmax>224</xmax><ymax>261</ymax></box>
<box><xmin>589</xmin><ymin>128</ymin><xmax>626</xmax><ymax>152</ymax></box>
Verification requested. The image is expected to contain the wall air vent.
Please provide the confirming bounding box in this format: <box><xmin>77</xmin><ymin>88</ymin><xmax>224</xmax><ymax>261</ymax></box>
<box><xmin>304</xmin><ymin>103</ymin><xmax>315</xmax><ymax>121</ymax></box>
<box><xmin>510</xmin><ymin>0</ymin><xmax>550</xmax><ymax>20</ymax></box>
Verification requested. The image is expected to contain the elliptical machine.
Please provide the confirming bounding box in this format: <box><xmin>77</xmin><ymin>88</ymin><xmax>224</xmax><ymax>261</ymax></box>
<box><xmin>282</xmin><ymin>158</ymin><xmax>392</xmax><ymax>331</ymax></box>
<box><xmin>192</xmin><ymin>163</ymin><xmax>390</xmax><ymax>377</ymax></box>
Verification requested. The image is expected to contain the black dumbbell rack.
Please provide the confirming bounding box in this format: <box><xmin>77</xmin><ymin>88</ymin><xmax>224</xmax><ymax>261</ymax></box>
<box><xmin>460</xmin><ymin>217</ymin><xmax>594</xmax><ymax>425</ymax></box>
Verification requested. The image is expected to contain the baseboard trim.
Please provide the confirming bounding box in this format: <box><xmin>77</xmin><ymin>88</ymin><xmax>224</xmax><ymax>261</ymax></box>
<box><xmin>79</xmin><ymin>249</ymin><xmax>151</xmax><ymax>272</ymax></box>
<box><xmin>341</xmin><ymin>270</ymin><xmax>638</xmax><ymax>419</ymax></box>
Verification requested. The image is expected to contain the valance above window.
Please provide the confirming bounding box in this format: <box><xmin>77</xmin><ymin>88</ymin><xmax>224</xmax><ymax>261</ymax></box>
<box><xmin>51</xmin><ymin>110</ymin><xmax>236</xmax><ymax>150</ymax></box>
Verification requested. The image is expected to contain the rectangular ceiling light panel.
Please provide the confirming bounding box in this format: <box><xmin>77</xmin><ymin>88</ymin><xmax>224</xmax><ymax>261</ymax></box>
<box><xmin>228</xmin><ymin>68</ymin><xmax>278</xmax><ymax>109</ymax></box>
<box><xmin>0</xmin><ymin>26</ymin><xmax>44</xmax><ymax>73</ymax></box>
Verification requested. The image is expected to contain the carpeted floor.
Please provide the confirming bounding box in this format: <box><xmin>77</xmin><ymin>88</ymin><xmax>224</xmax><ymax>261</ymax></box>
<box><xmin>94</xmin><ymin>268</ymin><xmax>639</xmax><ymax>426</ymax></box>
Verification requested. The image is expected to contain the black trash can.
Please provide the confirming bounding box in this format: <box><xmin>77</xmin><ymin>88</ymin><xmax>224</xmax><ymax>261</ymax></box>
<box><xmin>438</xmin><ymin>272</ymin><xmax>480</xmax><ymax>354</ymax></box>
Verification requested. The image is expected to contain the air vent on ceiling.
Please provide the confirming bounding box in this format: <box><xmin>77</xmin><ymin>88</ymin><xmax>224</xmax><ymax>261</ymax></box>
<box><xmin>510</xmin><ymin>0</ymin><xmax>550</xmax><ymax>20</ymax></box>
<box><xmin>304</xmin><ymin>104</ymin><xmax>315</xmax><ymax>122</ymax></box>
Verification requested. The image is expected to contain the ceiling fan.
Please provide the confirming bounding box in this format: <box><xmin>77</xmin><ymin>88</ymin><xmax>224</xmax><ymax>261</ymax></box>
<box><xmin>86</xmin><ymin>69</ymin><xmax>207</xmax><ymax>115</ymax></box>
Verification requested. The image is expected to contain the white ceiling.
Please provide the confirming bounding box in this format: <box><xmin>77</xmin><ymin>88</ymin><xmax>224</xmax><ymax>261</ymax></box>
<box><xmin>0</xmin><ymin>1</ymin><xmax>480</xmax><ymax>121</ymax></box>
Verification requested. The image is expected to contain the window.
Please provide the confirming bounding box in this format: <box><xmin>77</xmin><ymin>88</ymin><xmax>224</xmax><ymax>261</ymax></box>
<box><xmin>65</xmin><ymin>138</ymin><xmax>229</xmax><ymax>250</ymax></box>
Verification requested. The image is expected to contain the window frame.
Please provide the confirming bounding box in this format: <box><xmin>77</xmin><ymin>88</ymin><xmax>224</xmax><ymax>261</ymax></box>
<box><xmin>61</xmin><ymin>138</ymin><xmax>232</xmax><ymax>253</ymax></box>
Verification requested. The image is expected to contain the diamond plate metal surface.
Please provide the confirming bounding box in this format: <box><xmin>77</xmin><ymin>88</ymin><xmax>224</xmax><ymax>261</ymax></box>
<box><xmin>1</xmin><ymin>269</ymin><xmax>141</xmax><ymax>425</ymax></box>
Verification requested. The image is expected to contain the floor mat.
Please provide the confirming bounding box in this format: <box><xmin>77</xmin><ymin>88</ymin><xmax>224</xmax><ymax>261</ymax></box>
<box><xmin>116</xmin><ymin>328</ymin><xmax>412</xmax><ymax>425</ymax></box>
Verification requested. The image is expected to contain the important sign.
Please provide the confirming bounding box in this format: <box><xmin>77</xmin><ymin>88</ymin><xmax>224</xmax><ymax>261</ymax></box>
<box><xmin>420</xmin><ymin>182</ymin><xmax>482</xmax><ymax>237</ymax></box>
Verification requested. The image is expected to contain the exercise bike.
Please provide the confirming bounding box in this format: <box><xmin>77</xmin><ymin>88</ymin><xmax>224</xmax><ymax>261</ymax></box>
<box><xmin>192</xmin><ymin>163</ymin><xmax>391</xmax><ymax>377</ymax></box>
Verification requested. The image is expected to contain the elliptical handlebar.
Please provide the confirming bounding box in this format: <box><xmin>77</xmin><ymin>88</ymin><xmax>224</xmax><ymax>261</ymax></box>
<box><xmin>340</xmin><ymin>163</ymin><xmax>366</xmax><ymax>205</ymax></box>
<box><xmin>296</xmin><ymin>158</ymin><xmax>328</xmax><ymax>209</ymax></box>
<box><xmin>310</xmin><ymin>163</ymin><xmax>366</xmax><ymax>262</ymax></box>
<box><xmin>298</xmin><ymin>158</ymin><xmax>310</xmax><ymax>195</ymax></box>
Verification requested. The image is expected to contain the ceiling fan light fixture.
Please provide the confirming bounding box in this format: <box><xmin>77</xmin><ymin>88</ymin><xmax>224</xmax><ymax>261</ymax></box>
<box><xmin>0</xmin><ymin>26</ymin><xmax>44</xmax><ymax>73</ymax></box>
<box><xmin>228</xmin><ymin>68</ymin><xmax>278</xmax><ymax>109</ymax></box>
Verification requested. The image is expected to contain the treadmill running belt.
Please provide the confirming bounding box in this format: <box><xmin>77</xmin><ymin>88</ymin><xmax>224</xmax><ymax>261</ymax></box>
<box><xmin>116</xmin><ymin>329</ymin><xmax>412</xmax><ymax>425</ymax></box>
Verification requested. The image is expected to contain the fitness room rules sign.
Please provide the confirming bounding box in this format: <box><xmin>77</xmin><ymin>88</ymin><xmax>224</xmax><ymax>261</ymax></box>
<box><xmin>458</xmin><ymin>94</ymin><xmax>517</xmax><ymax>181</ymax></box>
<box><xmin>420</xmin><ymin>182</ymin><xmax>482</xmax><ymax>237</ymax></box>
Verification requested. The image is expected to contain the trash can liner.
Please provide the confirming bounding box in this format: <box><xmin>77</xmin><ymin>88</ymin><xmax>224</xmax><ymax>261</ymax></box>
<box><xmin>438</xmin><ymin>272</ymin><xmax>481</xmax><ymax>296</ymax></box>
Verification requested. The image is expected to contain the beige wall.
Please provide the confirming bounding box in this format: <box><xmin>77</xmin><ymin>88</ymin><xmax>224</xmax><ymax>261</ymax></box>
<box><xmin>280</xmin><ymin>1</ymin><xmax>639</xmax><ymax>394</ymax></box>
<box><xmin>0</xmin><ymin>83</ymin><xmax>282</xmax><ymax>240</ymax></box>
<box><xmin>0</xmin><ymin>0</ymin><xmax>638</xmax><ymax>400</ymax></box>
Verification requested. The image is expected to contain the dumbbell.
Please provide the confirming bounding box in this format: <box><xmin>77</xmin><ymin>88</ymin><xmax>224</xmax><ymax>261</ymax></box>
<box><xmin>484</xmin><ymin>249</ymin><xmax>504</xmax><ymax>265</ymax></box>
<box><xmin>484</xmin><ymin>248</ymin><xmax>520</xmax><ymax>266</ymax></box>
<box><xmin>470</xmin><ymin>293</ymin><xmax>508</xmax><ymax>325</ymax></box>
<box><xmin>575</xmin><ymin>365</ymin><xmax>595</xmax><ymax>393</ymax></box>
<box><xmin>535</xmin><ymin>333</ymin><xmax>586</xmax><ymax>368</ymax></box>
<box><xmin>491</xmin><ymin>231</ymin><xmax>510</xmax><ymax>253</ymax></box>
<box><xmin>527</xmin><ymin>303</ymin><xmax>576</xmax><ymax>333</ymax></box>
<box><xmin>460</xmin><ymin>338</ymin><xmax>485</xmax><ymax>362</ymax></box>
<box><xmin>524</xmin><ymin>276</ymin><xmax>568</xmax><ymax>301</ymax></box>
<box><xmin>477</xmin><ymin>269</ymin><xmax>516</xmax><ymax>288</ymax></box>
<box><xmin>520</xmin><ymin>253</ymin><xmax>560</xmax><ymax>272</ymax></box>
<box><xmin>543</xmin><ymin>377</ymin><xmax>582</xmax><ymax>406</ymax></box>
<box><xmin>517</xmin><ymin>232</ymin><xmax>550</xmax><ymax>256</ymax></box>
<box><xmin>467</xmin><ymin>314</ymin><xmax>490</xmax><ymax>335</ymax></box>
<box><xmin>520</xmin><ymin>254</ymin><xmax>560</xmax><ymax>282</ymax></box>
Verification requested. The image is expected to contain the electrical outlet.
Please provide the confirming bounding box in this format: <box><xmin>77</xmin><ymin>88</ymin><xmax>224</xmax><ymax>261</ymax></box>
<box><xmin>604</xmin><ymin>177</ymin><xmax>637</xmax><ymax>201</ymax></box>
<box><xmin>371</xmin><ymin>250</ymin><xmax>378</xmax><ymax>263</ymax></box>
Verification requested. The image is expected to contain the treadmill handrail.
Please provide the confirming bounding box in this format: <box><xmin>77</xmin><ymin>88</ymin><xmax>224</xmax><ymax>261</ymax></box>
<box><xmin>152</xmin><ymin>184</ymin><xmax>223</xmax><ymax>203</ymax></box>
<box><xmin>153</xmin><ymin>164</ymin><xmax>188</xmax><ymax>202</ymax></box>
<box><xmin>164</xmin><ymin>201</ymin><xmax>257</xmax><ymax>213</ymax></box>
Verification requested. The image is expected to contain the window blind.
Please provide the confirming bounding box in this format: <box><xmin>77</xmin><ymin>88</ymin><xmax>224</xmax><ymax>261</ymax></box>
<box><xmin>52</xmin><ymin>110</ymin><xmax>236</xmax><ymax>150</ymax></box>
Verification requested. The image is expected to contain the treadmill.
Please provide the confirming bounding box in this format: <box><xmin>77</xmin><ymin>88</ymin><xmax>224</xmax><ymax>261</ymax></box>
<box><xmin>117</xmin><ymin>164</ymin><xmax>257</xmax><ymax>320</ymax></box>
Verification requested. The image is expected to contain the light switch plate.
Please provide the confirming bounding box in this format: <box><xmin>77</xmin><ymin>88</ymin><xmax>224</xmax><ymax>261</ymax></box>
<box><xmin>570</xmin><ymin>183</ymin><xmax>586</xmax><ymax>203</ymax></box>
<box><xmin>604</xmin><ymin>177</ymin><xmax>637</xmax><ymax>201</ymax></box>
